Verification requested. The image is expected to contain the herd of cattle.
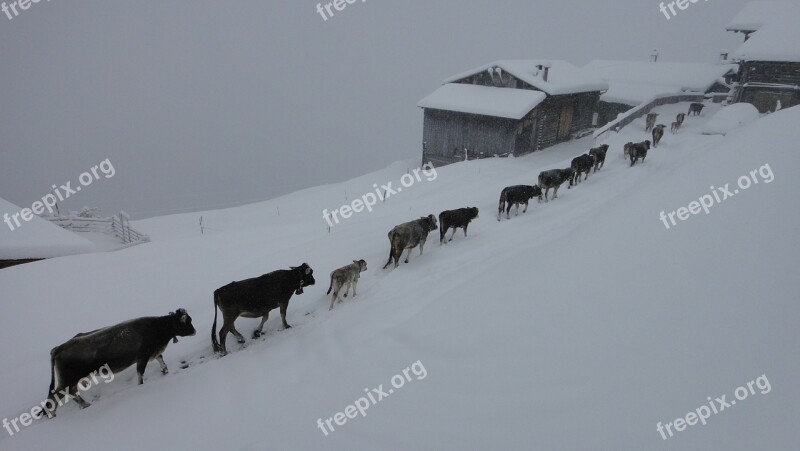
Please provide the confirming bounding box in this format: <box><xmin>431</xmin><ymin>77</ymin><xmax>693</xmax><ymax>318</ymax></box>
<box><xmin>36</xmin><ymin>103</ymin><xmax>705</xmax><ymax>420</ymax></box>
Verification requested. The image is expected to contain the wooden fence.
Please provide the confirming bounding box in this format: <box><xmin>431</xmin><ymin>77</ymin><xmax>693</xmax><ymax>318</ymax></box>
<box><xmin>593</xmin><ymin>92</ymin><xmax>707</xmax><ymax>141</ymax></box>
<box><xmin>47</xmin><ymin>212</ymin><xmax>149</xmax><ymax>247</ymax></box>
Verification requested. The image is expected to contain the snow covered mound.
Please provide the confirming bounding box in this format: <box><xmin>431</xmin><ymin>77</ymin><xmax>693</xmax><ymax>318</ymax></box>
<box><xmin>703</xmin><ymin>103</ymin><xmax>761</xmax><ymax>135</ymax></box>
<box><xmin>0</xmin><ymin>105</ymin><xmax>798</xmax><ymax>451</ymax></box>
<box><xmin>0</xmin><ymin>197</ymin><xmax>95</xmax><ymax>260</ymax></box>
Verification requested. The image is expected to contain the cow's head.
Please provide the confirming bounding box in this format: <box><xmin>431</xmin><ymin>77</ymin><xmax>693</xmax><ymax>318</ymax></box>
<box><xmin>423</xmin><ymin>214</ymin><xmax>438</xmax><ymax>231</ymax></box>
<box><xmin>354</xmin><ymin>259</ymin><xmax>368</xmax><ymax>272</ymax></box>
<box><xmin>468</xmin><ymin>207</ymin><xmax>479</xmax><ymax>220</ymax></box>
<box><xmin>169</xmin><ymin>308</ymin><xmax>196</xmax><ymax>342</ymax></box>
<box><xmin>563</xmin><ymin>168</ymin><xmax>575</xmax><ymax>182</ymax></box>
<box><xmin>644</xmin><ymin>140</ymin><xmax>651</xmax><ymax>149</ymax></box>
<box><xmin>291</xmin><ymin>263</ymin><xmax>316</xmax><ymax>295</ymax></box>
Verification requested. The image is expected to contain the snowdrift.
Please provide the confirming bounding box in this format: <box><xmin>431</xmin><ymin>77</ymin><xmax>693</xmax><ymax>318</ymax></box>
<box><xmin>1</xmin><ymin>105</ymin><xmax>798</xmax><ymax>451</ymax></box>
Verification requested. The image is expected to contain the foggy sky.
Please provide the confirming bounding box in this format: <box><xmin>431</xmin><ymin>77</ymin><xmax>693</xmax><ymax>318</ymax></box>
<box><xmin>0</xmin><ymin>0</ymin><xmax>751</xmax><ymax>218</ymax></box>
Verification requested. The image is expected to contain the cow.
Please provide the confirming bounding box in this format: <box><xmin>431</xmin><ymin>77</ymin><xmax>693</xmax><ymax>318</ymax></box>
<box><xmin>538</xmin><ymin>168</ymin><xmax>575</xmax><ymax>202</ymax></box>
<box><xmin>382</xmin><ymin>215</ymin><xmax>438</xmax><ymax>269</ymax></box>
<box><xmin>652</xmin><ymin>124</ymin><xmax>666</xmax><ymax>147</ymax></box>
<box><xmin>645</xmin><ymin>112</ymin><xmax>659</xmax><ymax>132</ymax></box>
<box><xmin>623</xmin><ymin>142</ymin><xmax>635</xmax><ymax>160</ymax></box>
<box><xmin>676</xmin><ymin>113</ymin><xmax>686</xmax><ymax>126</ymax></box>
<box><xmin>327</xmin><ymin>260</ymin><xmax>368</xmax><ymax>310</ymax></box>
<box><xmin>671</xmin><ymin>121</ymin><xmax>681</xmax><ymax>134</ymax></box>
<box><xmin>570</xmin><ymin>154</ymin><xmax>595</xmax><ymax>186</ymax></box>
<box><xmin>42</xmin><ymin>309</ymin><xmax>196</xmax><ymax>418</ymax></box>
<box><xmin>212</xmin><ymin>263</ymin><xmax>315</xmax><ymax>355</ymax></box>
<box><xmin>439</xmin><ymin>207</ymin><xmax>479</xmax><ymax>243</ymax></box>
<box><xmin>688</xmin><ymin>102</ymin><xmax>705</xmax><ymax>116</ymax></box>
<box><xmin>498</xmin><ymin>186</ymin><xmax>541</xmax><ymax>221</ymax></box>
<box><xmin>629</xmin><ymin>140</ymin><xmax>651</xmax><ymax>166</ymax></box>
<box><xmin>589</xmin><ymin>144</ymin><xmax>609</xmax><ymax>172</ymax></box>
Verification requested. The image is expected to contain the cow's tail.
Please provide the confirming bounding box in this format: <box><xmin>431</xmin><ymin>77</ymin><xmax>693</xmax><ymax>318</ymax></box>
<box><xmin>497</xmin><ymin>189</ymin><xmax>507</xmax><ymax>220</ymax></box>
<box><xmin>439</xmin><ymin>212</ymin><xmax>446</xmax><ymax>241</ymax></box>
<box><xmin>211</xmin><ymin>293</ymin><xmax>220</xmax><ymax>354</ymax></box>
<box><xmin>326</xmin><ymin>275</ymin><xmax>333</xmax><ymax>295</ymax></box>
<box><xmin>43</xmin><ymin>348</ymin><xmax>57</xmax><ymax>418</ymax></box>
<box><xmin>383</xmin><ymin>231</ymin><xmax>397</xmax><ymax>269</ymax></box>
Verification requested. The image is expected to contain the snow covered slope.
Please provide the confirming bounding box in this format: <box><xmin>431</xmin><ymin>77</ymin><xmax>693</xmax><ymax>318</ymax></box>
<box><xmin>1</xmin><ymin>105</ymin><xmax>798</xmax><ymax>451</ymax></box>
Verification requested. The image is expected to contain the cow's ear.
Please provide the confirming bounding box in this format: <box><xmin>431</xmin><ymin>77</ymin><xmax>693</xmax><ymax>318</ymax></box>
<box><xmin>305</xmin><ymin>266</ymin><xmax>312</xmax><ymax>275</ymax></box>
<box><xmin>180</xmin><ymin>314</ymin><xmax>189</xmax><ymax>324</ymax></box>
<box><xmin>353</xmin><ymin>260</ymin><xmax>359</xmax><ymax>264</ymax></box>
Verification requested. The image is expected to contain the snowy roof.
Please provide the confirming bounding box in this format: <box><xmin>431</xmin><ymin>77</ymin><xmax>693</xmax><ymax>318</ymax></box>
<box><xmin>417</xmin><ymin>83</ymin><xmax>547</xmax><ymax>120</ymax></box>
<box><xmin>582</xmin><ymin>60</ymin><xmax>736</xmax><ymax>105</ymax></box>
<box><xmin>732</xmin><ymin>16</ymin><xmax>800</xmax><ymax>63</ymax></box>
<box><xmin>0</xmin><ymin>197</ymin><xmax>94</xmax><ymax>259</ymax></box>
<box><xmin>726</xmin><ymin>1</ymin><xmax>800</xmax><ymax>32</ymax></box>
<box><xmin>443</xmin><ymin>60</ymin><xmax>608</xmax><ymax>96</ymax></box>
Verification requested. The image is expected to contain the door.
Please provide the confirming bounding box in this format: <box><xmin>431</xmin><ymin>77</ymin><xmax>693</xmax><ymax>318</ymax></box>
<box><xmin>557</xmin><ymin>104</ymin><xmax>574</xmax><ymax>141</ymax></box>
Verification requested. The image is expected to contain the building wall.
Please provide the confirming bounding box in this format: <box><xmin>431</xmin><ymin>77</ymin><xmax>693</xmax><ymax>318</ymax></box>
<box><xmin>421</xmin><ymin>91</ymin><xmax>601</xmax><ymax>167</ymax></box>
<box><xmin>422</xmin><ymin>110</ymin><xmax>518</xmax><ymax>166</ymax></box>
<box><xmin>734</xmin><ymin>61</ymin><xmax>800</xmax><ymax>113</ymax></box>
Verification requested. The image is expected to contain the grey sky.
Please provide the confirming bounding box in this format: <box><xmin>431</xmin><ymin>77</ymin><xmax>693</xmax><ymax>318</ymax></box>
<box><xmin>0</xmin><ymin>0</ymin><xmax>751</xmax><ymax>218</ymax></box>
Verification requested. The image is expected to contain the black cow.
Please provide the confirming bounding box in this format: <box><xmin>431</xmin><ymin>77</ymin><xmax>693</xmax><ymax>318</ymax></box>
<box><xmin>629</xmin><ymin>140</ymin><xmax>651</xmax><ymax>166</ymax></box>
<box><xmin>43</xmin><ymin>309</ymin><xmax>196</xmax><ymax>417</ymax></box>
<box><xmin>383</xmin><ymin>215</ymin><xmax>438</xmax><ymax>269</ymax></box>
<box><xmin>538</xmin><ymin>169</ymin><xmax>574</xmax><ymax>202</ymax></box>
<box><xmin>652</xmin><ymin>124</ymin><xmax>666</xmax><ymax>147</ymax></box>
<box><xmin>589</xmin><ymin>144</ymin><xmax>609</xmax><ymax>172</ymax></box>
<box><xmin>688</xmin><ymin>103</ymin><xmax>705</xmax><ymax>116</ymax></box>
<box><xmin>439</xmin><ymin>207</ymin><xmax>479</xmax><ymax>243</ymax></box>
<box><xmin>497</xmin><ymin>185</ymin><xmax>541</xmax><ymax>221</ymax></box>
<box><xmin>212</xmin><ymin>264</ymin><xmax>315</xmax><ymax>355</ymax></box>
<box><xmin>570</xmin><ymin>154</ymin><xmax>595</xmax><ymax>186</ymax></box>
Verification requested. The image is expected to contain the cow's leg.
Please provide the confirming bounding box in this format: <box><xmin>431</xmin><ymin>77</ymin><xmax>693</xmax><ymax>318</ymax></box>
<box><xmin>280</xmin><ymin>303</ymin><xmax>291</xmax><ymax>329</ymax></box>
<box><xmin>522</xmin><ymin>201</ymin><xmax>529</xmax><ymax>214</ymax></box>
<box><xmin>69</xmin><ymin>385</ymin><xmax>91</xmax><ymax>409</ymax></box>
<box><xmin>329</xmin><ymin>288</ymin><xmax>338</xmax><ymax>310</ymax></box>
<box><xmin>448</xmin><ymin>228</ymin><xmax>457</xmax><ymax>241</ymax></box>
<box><xmin>253</xmin><ymin>313</ymin><xmax>269</xmax><ymax>338</ymax></box>
<box><xmin>403</xmin><ymin>247</ymin><xmax>413</xmax><ymax>264</ymax></box>
<box><xmin>136</xmin><ymin>358</ymin><xmax>149</xmax><ymax>385</ymax></box>
<box><xmin>419</xmin><ymin>239</ymin><xmax>426</xmax><ymax>256</ymax></box>
<box><xmin>351</xmin><ymin>279</ymin><xmax>358</xmax><ymax>297</ymax></box>
<box><xmin>463</xmin><ymin>224</ymin><xmax>468</xmax><ymax>237</ymax></box>
<box><xmin>553</xmin><ymin>186</ymin><xmax>560</xmax><ymax>199</ymax></box>
<box><xmin>515</xmin><ymin>204</ymin><xmax>519</xmax><ymax>216</ymax></box>
<box><xmin>229</xmin><ymin>322</ymin><xmax>246</xmax><ymax>344</ymax></box>
<box><xmin>506</xmin><ymin>203</ymin><xmax>512</xmax><ymax>219</ymax></box>
<box><xmin>343</xmin><ymin>281</ymin><xmax>352</xmax><ymax>298</ymax></box>
<box><xmin>156</xmin><ymin>354</ymin><xmax>169</xmax><ymax>375</ymax></box>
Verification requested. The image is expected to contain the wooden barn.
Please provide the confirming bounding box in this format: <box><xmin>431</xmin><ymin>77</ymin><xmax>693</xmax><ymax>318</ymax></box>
<box><xmin>583</xmin><ymin>60</ymin><xmax>738</xmax><ymax>127</ymax></box>
<box><xmin>727</xmin><ymin>2</ymin><xmax>800</xmax><ymax>113</ymax></box>
<box><xmin>418</xmin><ymin>60</ymin><xmax>608</xmax><ymax>167</ymax></box>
